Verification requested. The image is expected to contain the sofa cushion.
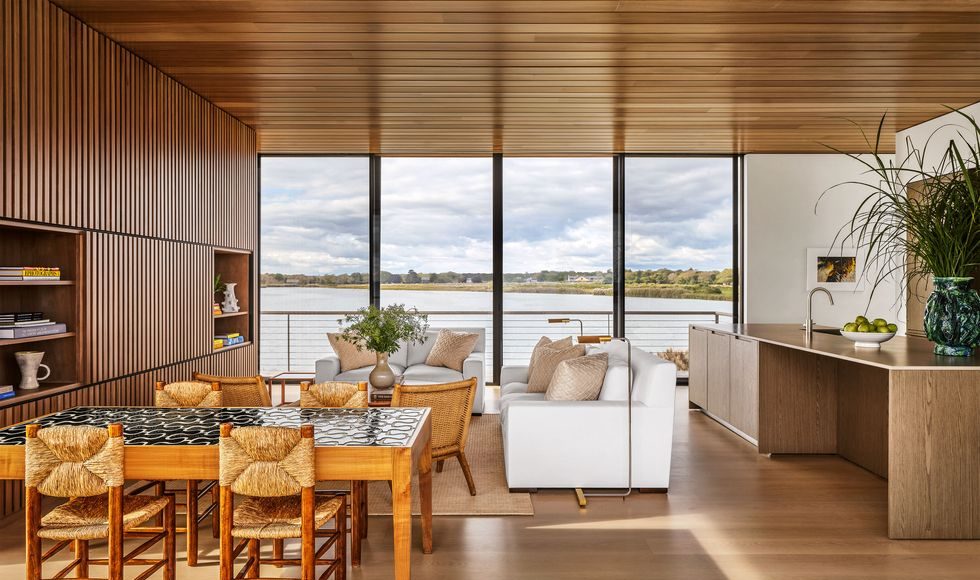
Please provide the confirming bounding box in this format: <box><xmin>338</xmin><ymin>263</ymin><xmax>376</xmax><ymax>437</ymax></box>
<box><xmin>402</xmin><ymin>364</ymin><xmax>464</xmax><ymax>384</ymax></box>
<box><xmin>545</xmin><ymin>353</ymin><xmax>608</xmax><ymax>401</ymax></box>
<box><xmin>406</xmin><ymin>331</ymin><xmax>440</xmax><ymax>366</ymax></box>
<box><xmin>501</xmin><ymin>382</ymin><xmax>529</xmax><ymax>396</ymax></box>
<box><xmin>327</xmin><ymin>333</ymin><xmax>376</xmax><ymax>372</ymax></box>
<box><xmin>425</xmin><ymin>329</ymin><xmax>479</xmax><ymax>372</ymax></box>
<box><xmin>335</xmin><ymin>364</ymin><xmax>405</xmax><ymax>383</ymax></box>
<box><xmin>527</xmin><ymin>343</ymin><xmax>585</xmax><ymax>393</ymax></box>
<box><xmin>528</xmin><ymin>336</ymin><xmax>573</xmax><ymax>378</ymax></box>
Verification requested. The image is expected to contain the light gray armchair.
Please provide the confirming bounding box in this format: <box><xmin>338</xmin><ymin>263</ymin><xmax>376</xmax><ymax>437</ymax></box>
<box><xmin>315</xmin><ymin>327</ymin><xmax>487</xmax><ymax>413</ymax></box>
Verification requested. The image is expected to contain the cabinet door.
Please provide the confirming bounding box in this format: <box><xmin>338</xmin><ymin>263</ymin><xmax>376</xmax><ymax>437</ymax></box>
<box><xmin>706</xmin><ymin>331</ymin><xmax>731</xmax><ymax>421</ymax></box>
<box><xmin>688</xmin><ymin>327</ymin><xmax>709</xmax><ymax>408</ymax></box>
<box><xmin>729</xmin><ymin>336</ymin><xmax>759</xmax><ymax>439</ymax></box>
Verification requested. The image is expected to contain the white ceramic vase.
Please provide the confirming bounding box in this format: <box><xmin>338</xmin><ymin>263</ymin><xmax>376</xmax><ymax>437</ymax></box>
<box><xmin>369</xmin><ymin>352</ymin><xmax>396</xmax><ymax>389</ymax></box>
<box><xmin>15</xmin><ymin>351</ymin><xmax>51</xmax><ymax>390</ymax></box>
<box><xmin>222</xmin><ymin>282</ymin><xmax>240</xmax><ymax>313</ymax></box>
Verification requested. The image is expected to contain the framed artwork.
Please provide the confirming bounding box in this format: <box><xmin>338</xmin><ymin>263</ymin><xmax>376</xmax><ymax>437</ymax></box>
<box><xmin>806</xmin><ymin>247</ymin><xmax>863</xmax><ymax>291</ymax></box>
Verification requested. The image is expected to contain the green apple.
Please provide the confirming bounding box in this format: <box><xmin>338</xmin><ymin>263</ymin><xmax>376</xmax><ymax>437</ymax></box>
<box><xmin>857</xmin><ymin>323</ymin><xmax>874</xmax><ymax>333</ymax></box>
<box><xmin>886</xmin><ymin>323</ymin><xmax>898</xmax><ymax>333</ymax></box>
<box><xmin>876</xmin><ymin>325</ymin><xmax>892</xmax><ymax>333</ymax></box>
<box><xmin>843</xmin><ymin>322</ymin><xmax>858</xmax><ymax>332</ymax></box>
<box><xmin>855</xmin><ymin>316</ymin><xmax>869</xmax><ymax>325</ymax></box>
<box><xmin>873</xmin><ymin>318</ymin><xmax>888</xmax><ymax>327</ymax></box>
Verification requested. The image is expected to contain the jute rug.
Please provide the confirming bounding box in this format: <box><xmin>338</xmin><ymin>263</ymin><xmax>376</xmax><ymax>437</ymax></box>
<box><xmin>324</xmin><ymin>414</ymin><xmax>533</xmax><ymax>516</ymax></box>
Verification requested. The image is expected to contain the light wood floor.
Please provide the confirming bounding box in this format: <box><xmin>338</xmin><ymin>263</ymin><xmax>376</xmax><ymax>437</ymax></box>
<box><xmin>3</xmin><ymin>386</ymin><xmax>980</xmax><ymax>579</ymax></box>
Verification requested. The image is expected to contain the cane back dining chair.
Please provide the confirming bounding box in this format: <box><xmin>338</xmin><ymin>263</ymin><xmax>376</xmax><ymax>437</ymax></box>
<box><xmin>299</xmin><ymin>380</ymin><xmax>368</xmax><ymax>565</ymax></box>
<box><xmin>192</xmin><ymin>372</ymin><xmax>271</xmax><ymax>407</ymax></box>
<box><xmin>392</xmin><ymin>377</ymin><xmax>478</xmax><ymax>495</ymax></box>
<box><xmin>150</xmin><ymin>380</ymin><xmax>222</xmax><ymax>566</ymax></box>
<box><xmin>219</xmin><ymin>423</ymin><xmax>347</xmax><ymax>580</ymax></box>
<box><xmin>25</xmin><ymin>423</ymin><xmax>176</xmax><ymax>580</ymax></box>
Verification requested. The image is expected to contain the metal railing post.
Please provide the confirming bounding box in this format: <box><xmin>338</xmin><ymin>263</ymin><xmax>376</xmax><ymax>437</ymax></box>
<box><xmin>286</xmin><ymin>314</ymin><xmax>292</xmax><ymax>371</ymax></box>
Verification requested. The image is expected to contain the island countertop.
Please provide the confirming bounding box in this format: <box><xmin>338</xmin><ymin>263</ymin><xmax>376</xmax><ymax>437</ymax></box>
<box><xmin>692</xmin><ymin>323</ymin><xmax>980</xmax><ymax>371</ymax></box>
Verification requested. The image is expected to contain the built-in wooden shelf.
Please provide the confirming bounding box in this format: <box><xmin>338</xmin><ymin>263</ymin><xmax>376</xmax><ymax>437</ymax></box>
<box><xmin>214</xmin><ymin>311</ymin><xmax>248</xmax><ymax>319</ymax></box>
<box><xmin>212</xmin><ymin>340</ymin><xmax>252</xmax><ymax>354</ymax></box>
<box><xmin>0</xmin><ymin>332</ymin><xmax>76</xmax><ymax>347</ymax></box>
<box><xmin>0</xmin><ymin>382</ymin><xmax>82</xmax><ymax>409</ymax></box>
<box><xmin>0</xmin><ymin>280</ymin><xmax>75</xmax><ymax>286</ymax></box>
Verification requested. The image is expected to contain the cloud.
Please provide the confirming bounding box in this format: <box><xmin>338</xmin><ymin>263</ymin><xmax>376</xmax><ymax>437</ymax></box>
<box><xmin>261</xmin><ymin>156</ymin><xmax>733</xmax><ymax>275</ymax></box>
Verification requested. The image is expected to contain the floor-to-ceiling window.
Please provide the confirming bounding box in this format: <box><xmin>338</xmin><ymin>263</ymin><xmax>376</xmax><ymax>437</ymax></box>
<box><xmin>502</xmin><ymin>157</ymin><xmax>613</xmax><ymax>365</ymax></box>
<box><xmin>624</xmin><ymin>156</ymin><xmax>735</xmax><ymax>376</ymax></box>
<box><xmin>380</xmin><ymin>157</ymin><xmax>494</xmax><ymax>372</ymax></box>
<box><xmin>259</xmin><ymin>156</ymin><xmax>370</xmax><ymax>374</ymax></box>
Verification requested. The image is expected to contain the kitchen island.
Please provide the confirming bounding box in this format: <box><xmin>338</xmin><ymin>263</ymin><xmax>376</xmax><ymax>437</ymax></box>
<box><xmin>689</xmin><ymin>323</ymin><xmax>980</xmax><ymax>539</ymax></box>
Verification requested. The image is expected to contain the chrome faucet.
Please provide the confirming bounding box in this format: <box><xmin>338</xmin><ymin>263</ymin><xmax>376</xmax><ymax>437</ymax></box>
<box><xmin>805</xmin><ymin>286</ymin><xmax>834</xmax><ymax>339</ymax></box>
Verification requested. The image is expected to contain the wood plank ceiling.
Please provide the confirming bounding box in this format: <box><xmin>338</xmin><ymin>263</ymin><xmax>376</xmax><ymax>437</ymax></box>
<box><xmin>53</xmin><ymin>0</ymin><xmax>980</xmax><ymax>155</ymax></box>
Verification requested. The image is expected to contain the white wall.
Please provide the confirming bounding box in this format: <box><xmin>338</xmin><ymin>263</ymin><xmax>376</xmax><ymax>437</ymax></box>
<box><xmin>896</xmin><ymin>102</ymin><xmax>980</xmax><ymax>171</ymax></box>
<box><xmin>744</xmin><ymin>154</ymin><xmax>902</xmax><ymax>329</ymax></box>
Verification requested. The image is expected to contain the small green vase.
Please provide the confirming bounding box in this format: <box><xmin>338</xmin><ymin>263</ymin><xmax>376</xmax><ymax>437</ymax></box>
<box><xmin>924</xmin><ymin>277</ymin><xmax>980</xmax><ymax>356</ymax></box>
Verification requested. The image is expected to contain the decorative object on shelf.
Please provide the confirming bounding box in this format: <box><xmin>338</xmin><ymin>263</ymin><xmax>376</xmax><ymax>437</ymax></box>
<box><xmin>924</xmin><ymin>277</ymin><xmax>980</xmax><ymax>356</ymax></box>
<box><xmin>221</xmin><ymin>282</ymin><xmax>240</xmax><ymax>313</ymax></box>
<box><xmin>806</xmin><ymin>247</ymin><xmax>862</xmax><ymax>291</ymax></box>
<box><xmin>338</xmin><ymin>304</ymin><xmax>428</xmax><ymax>389</ymax></box>
<box><xmin>212</xmin><ymin>303</ymin><xmax>222</xmax><ymax>316</ymax></box>
<box><xmin>15</xmin><ymin>351</ymin><xmax>51</xmax><ymax>390</ymax></box>
<box><xmin>820</xmin><ymin>108</ymin><xmax>980</xmax><ymax>356</ymax></box>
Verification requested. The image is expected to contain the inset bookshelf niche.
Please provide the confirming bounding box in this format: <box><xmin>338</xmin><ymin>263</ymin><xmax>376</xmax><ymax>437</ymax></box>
<box><xmin>0</xmin><ymin>220</ymin><xmax>84</xmax><ymax>404</ymax></box>
<box><xmin>213</xmin><ymin>248</ymin><xmax>252</xmax><ymax>352</ymax></box>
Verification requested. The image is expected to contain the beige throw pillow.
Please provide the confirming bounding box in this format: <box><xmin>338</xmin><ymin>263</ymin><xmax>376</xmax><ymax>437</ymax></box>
<box><xmin>527</xmin><ymin>343</ymin><xmax>586</xmax><ymax>393</ymax></box>
<box><xmin>546</xmin><ymin>353</ymin><xmax>608</xmax><ymax>401</ymax></box>
<box><xmin>425</xmin><ymin>329</ymin><xmax>479</xmax><ymax>372</ymax></box>
<box><xmin>328</xmin><ymin>333</ymin><xmax>376</xmax><ymax>372</ymax></box>
<box><xmin>528</xmin><ymin>336</ymin><xmax>574</xmax><ymax>379</ymax></box>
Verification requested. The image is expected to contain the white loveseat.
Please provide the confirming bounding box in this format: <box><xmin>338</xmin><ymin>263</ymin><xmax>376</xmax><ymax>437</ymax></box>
<box><xmin>314</xmin><ymin>327</ymin><xmax>487</xmax><ymax>413</ymax></box>
<box><xmin>499</xmin><ymin>341</ymin><xmax>676</xmax><ymax>490</ymax></box>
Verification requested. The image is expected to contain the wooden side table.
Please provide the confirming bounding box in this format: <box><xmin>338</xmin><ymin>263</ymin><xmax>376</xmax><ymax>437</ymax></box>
<box><xmin>266</xmin><ymin>371</ymin><xmax>316</xmax><ymax>406</ymax></box>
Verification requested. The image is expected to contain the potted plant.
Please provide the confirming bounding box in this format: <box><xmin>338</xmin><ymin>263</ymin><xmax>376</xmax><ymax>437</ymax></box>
<box><xmin>822</xmin><ymin>109</ymin><xmax>980</xmax><ymax>355</ymax></box>
<box><xmin>338</xmin><ymin>304</ymin><xmax>429</xmax><ymax>388</ymax></box>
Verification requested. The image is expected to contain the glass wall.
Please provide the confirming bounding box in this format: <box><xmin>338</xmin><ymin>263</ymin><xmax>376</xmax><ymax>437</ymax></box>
<box><xmin>380</xmin><ymin>158</ymin><xmax>494</xmax><ymax>371</ymax></box>
<box><xmin>259</xmin><ymin>157</ymin><xmax>370</xmax><ymax>374</ymax></box>
<box><xmin>502</xmin><ymin>157</ymin><xmax>613</xmax><ymax>365</ymax></box>
<box><xmin>624</xmin><ymin>157</ymin><xmax>735</xmax><ymax>375</ymax></box>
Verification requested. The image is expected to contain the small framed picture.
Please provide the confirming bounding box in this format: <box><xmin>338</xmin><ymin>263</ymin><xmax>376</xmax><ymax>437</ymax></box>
<box><xmin>806</xmin><ymin>247</ymin><xmax>863</xmax><ymax>291</ymax></box>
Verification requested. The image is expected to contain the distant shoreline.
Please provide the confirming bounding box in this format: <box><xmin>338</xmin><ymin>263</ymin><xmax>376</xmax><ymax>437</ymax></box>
<box><xmin>261</xmin><ymin>282</ymin><xmax>733</xmax><ymax>302</ymax></box>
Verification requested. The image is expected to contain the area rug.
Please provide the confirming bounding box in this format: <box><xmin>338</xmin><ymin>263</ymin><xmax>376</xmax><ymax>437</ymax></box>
<box><xmin>331</xmin><ymin>414</ymin><xmax>532</xmax><ymax>516</ymax></box>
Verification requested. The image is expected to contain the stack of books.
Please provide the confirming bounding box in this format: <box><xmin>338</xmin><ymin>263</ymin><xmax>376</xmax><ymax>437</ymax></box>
<box><xmin>213</xmin><ymin>333</ymin><xmax>245</xmax><ymax>349</ymax></box>
<box><xmin>0</xmin><ymin>385</ymin><xmax>13</xmax><ymax>400</ymax></box>
<box><xmin>0</xmin><ymin>266</ymin><xmax>61</xmax><ymax>281</ymax></box>
<box><xmin>0</xmin><ymin>312</ymin><xmax>67</xmax><ymax>339</ymax></box>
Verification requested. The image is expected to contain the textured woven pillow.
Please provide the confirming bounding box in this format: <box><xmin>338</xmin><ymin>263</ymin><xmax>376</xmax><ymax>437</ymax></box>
<box><xmin>327</xmin><ymin>333</ymin><xmax>376</xmax><ymax>372</ymax></box>
<box><xmin>425</xmin><ymin>329</ymin><xmax>479</xmax><ymax>372</ymax></box>
<box><xmin>546</xmin><ymin>353</ymin><xmax>608</xmax><ymax>401</ymax></box>
<box><xmin>528</xmin><ymin>336</ymin><xmax>573</xmax><ymax>378</ymax></box>
<box><xmin>527</xmin><ymin>342</ymin><xmax>586</xmax><ymax>393</ymax></box>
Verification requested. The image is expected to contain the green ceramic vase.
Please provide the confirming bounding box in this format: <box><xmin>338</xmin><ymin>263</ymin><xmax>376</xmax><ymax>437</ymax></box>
<box><xmin>924</xmin><ymin>277</ymin><xmax>980</xmax><ymax>356</ymax></box>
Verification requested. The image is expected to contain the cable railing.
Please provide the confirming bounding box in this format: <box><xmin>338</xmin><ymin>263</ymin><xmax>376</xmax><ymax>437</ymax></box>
<box><xmin>259</xmin><ymin>309</ymin><xmax>733</xmax><ymax>376</ymax></box>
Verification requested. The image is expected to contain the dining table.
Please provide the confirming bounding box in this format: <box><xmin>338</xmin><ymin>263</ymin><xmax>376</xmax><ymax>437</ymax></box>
<box><xmin>0</xmin><ymin>405</ymin><xmax>434</xmax><ymax>580</ymax></box>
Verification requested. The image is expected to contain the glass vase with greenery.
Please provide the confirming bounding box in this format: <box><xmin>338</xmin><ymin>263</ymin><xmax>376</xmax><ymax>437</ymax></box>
<box><xmin>338</xmin><ymin>304</ymin><xmax>429</xmax><ymax>387</ymax></box>
<box><xmin>821</xmin><ymin>109</ymin><xmax>980</xmax><ymax>355</ymax></box>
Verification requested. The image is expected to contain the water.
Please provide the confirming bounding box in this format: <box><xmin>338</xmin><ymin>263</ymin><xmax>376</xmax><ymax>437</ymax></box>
<box><xmin>259</xmin><ymin>287</ymin><xmax>731</xmax><ymax>375</ymax></box>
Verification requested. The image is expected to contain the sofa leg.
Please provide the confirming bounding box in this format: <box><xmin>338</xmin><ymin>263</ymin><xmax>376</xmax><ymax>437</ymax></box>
<box><xmin>638</xmin><ymin>488</ymin><xmax>668</xmax><ymax>494</ymax></box>
<box><xmin>508</xmin><ymin>488</ymin><xmax>537</xmax><ymax>494</ymax></box>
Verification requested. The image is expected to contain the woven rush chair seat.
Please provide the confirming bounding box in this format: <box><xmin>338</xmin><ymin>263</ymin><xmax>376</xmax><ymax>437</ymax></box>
<box><xmin>193</xmin><ymin>371</ymin><xmax>271</xmax><ymax>407</ymax></box>
<box><xmin>232</xmin><ymin>495</ymin><xmax>344</xmax><ymax>539</ymax></box>
<box><xmin>39</xmin><ymin>494</ymin><xmax>170</xmax><ymax>541</ymax></box>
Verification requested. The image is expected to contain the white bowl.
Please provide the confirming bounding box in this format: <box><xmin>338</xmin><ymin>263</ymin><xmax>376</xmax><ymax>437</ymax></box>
<box><xmin>840</xmin><ymin>330</ymin><xmax>896</xmax><ymax>348</ymax></box>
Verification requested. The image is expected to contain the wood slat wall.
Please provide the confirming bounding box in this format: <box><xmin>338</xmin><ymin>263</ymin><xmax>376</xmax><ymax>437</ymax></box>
<box><xmin>0</xmin><ymin>0</ymin><xmax>259</xmax><ymax>517</ymax></box>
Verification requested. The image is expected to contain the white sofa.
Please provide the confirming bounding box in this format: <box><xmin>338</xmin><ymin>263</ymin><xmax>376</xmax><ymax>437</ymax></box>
<box><xmin>314</xmin><ymin>327</ymin><xmax>487</xmax><ymax>414</ymax></box>
<box><xmin>499</xmin><ymin>341</ymin><xmax>676</xmax><ymax>490</ymax></box>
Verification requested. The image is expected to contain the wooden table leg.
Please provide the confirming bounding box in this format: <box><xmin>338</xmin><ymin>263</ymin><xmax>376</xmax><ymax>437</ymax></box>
<box><xmin>350</xmin><ymin>480</ymin><xmax>362</xmax><ymax>566</ymax></box>
<box><xmin>391</xmin><ymin>449</ymin><xmax>413</xmax><ymax>580</ymax></box>
<box><xmin>419</xmin><ymin>439</ymin><xmax>433</xmax><ymax>554</ymax></box>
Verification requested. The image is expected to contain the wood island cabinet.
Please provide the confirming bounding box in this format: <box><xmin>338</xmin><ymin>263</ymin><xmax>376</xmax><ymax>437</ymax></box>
<box><xmin>688</xmin><ymin>326</ymin><xmax>759</xmax><ymax>442</ymax></box>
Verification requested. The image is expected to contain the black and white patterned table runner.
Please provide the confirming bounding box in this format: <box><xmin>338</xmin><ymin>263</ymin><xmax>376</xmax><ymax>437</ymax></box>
<box><xmin>0</xmin><ymin>407</ymin><xmax>427</xmax><ymax>447</ymax></box>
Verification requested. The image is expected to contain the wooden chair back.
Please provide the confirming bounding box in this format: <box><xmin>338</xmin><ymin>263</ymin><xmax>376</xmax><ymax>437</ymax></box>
<box><xmin>155</xmin><ymin>380</ymin><xmax>222</xmax><ymax>408</ymax></box>
<box><xmin>392</xmin><ymin>378</ymin><xmax>476</xmax><ymax>455</ymax></box>
<box><xmin>193</xmin><ymin>372</ymin><xmax>271</xmax><ymax>407</ymax></box>
<box><xmin>299</xmin><ymin>381</ymin><xmax>368</xmax><ymax>408</ymax></box>
<box><xmin>219</xmin><ymin>423</ymin><xmax>315</xmax><ymax>497</ymax></box>
<box><xmin>25</xmin><ymin>423</ymin><xmax>124</xmax><ymax>498</ymax></box>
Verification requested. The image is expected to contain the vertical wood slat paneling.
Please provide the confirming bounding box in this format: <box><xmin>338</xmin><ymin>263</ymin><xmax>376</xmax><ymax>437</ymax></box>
<box><xmin>0</xmin><ymin>0</ymin><xmax>260</xmax><ymax>518</ymax></box>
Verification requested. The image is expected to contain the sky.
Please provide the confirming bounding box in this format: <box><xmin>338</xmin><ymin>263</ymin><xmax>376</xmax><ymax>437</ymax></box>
<box><xmin>260</xmin><ymin>156</ymin><xmax>733</xmax><ymax>275</ymax></box>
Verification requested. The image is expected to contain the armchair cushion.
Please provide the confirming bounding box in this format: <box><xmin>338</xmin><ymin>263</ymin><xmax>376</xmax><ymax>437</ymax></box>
<box><xmin>327</xmin><ymin>333</ymin><xmax>375</xmax><ymax>372</ymax></box>
<box><xmin>425</xmin><ymin>329</ymin><xmax>479</xmax><ymax>372</ymax></box>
